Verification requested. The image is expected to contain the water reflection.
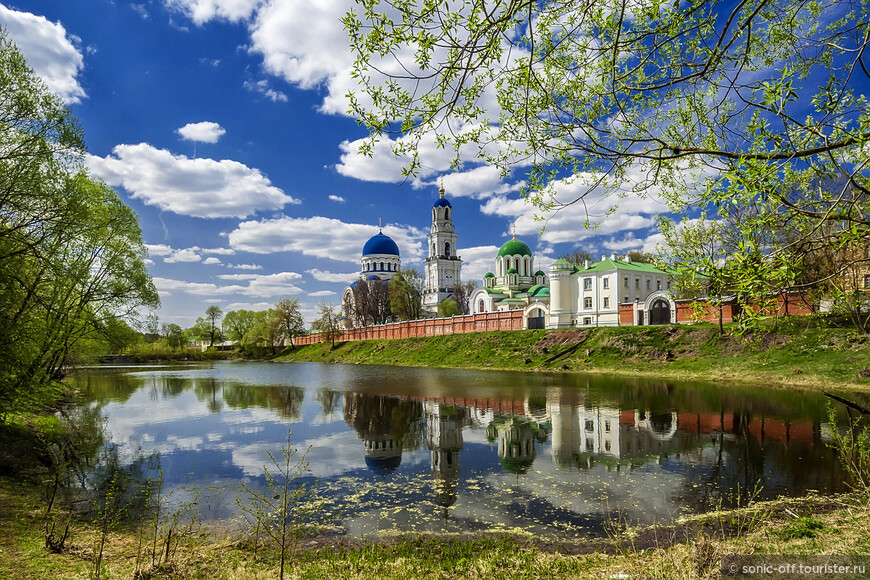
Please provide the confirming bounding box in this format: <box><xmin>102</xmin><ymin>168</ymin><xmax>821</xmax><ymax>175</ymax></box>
<box><xmin>69</xmin><ymin>362</ymin><xmax>859</xmax><ymax>539</ymax></box>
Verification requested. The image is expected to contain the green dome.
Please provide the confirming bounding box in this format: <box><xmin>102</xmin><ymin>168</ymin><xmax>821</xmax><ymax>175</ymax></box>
<box><xmin>534</xmin><ymin>269</ymin><xmax>546</xmax><ymax>277</ymax></box>
<box><xmin>484</xmin><ymin>271</ymin><xmax>495</xmax><ymax>278</ymax></box>
<box><xmin>506</xmin><ymin>267</ymin><xmax>518</xmax><ymax>275</ymax></box>
<box><xmin>497</xmin><ymin>237</ymin><xmax>532</xmax><ymax>257</ymax></box>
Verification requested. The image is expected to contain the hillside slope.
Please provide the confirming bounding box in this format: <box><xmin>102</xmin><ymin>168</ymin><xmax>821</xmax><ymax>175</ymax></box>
<box><xmin>278</xmin><ymin>319</ymin><xmax>870</xmax><ymax>391</ymax></box>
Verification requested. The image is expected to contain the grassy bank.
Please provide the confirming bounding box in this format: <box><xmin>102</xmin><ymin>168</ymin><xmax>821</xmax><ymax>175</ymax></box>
<box><xmin>279</xmin><ymin>317</ymin><xmax>870</xmax><ymax>391</ymax></box>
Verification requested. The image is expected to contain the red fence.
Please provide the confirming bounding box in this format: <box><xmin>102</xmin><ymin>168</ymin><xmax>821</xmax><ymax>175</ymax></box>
<box><xmin>295</xmin><ymin>310</ymin><xmax>525</xmax><ymax>345</ymax></box>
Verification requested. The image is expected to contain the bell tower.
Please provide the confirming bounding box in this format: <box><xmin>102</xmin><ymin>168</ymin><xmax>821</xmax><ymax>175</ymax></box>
<box><xmin>423</xmin><ymin>182</ymin><xmax>462</xmax><ymax>312</ymax></box>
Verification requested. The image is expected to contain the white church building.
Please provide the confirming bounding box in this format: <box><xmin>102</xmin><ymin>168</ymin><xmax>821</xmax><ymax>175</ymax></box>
<box><xmin>343</xmin><ymin>182</ymin><xmax>677</xmax><ymax>329</ymax></box>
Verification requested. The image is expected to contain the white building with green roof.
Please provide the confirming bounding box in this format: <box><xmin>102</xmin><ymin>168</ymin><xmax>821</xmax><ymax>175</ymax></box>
<box><xmin>549</xmin><ymin>253</ymin><xmax>676</xmax><ymax>328</ymax></box>
<box><xmin>469</xmin><ymin>236</ymin><xmax>551</xmax><ymax>328</ymax></box>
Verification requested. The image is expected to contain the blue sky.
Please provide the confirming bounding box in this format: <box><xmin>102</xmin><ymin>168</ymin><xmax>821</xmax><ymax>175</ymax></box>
<box><xmin>0</xmin><ymin>1</ymin><xmax>669</xmax><ymax>326</ymax></box>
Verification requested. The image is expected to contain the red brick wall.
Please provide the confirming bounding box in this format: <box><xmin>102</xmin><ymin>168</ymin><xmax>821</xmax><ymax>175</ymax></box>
<box><xmin>619</xmin><ymin>303</ymin><xmax>634</xmax><ymax>324</ymax></box>
<box><xmin>294</xmin><ymin>310</ymin><xmax>525</xmax><ymax>345</ymax></box>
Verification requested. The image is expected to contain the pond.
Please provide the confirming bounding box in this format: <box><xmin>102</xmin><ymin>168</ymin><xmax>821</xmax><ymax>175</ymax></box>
<box><xmin>68</xmin><ymin>361</ymin><xmax>859</xmax><ymax>540</ymax></box>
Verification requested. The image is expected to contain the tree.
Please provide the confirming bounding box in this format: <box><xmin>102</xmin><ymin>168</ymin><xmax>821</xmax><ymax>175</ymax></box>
<box><xmin>222</xmin><ymin>310</ymin><xmax>257</xmax><ymax>345</ymax></box>
<box><xmin>0</xmin><ymin>29</ymin><xmax>158</xmax><ymax>416</ymax></box>
<box><xmin>311</xmin><ymin>302</ymin><xmax>342</xmax><ymax>348</ymax></box>
<box><xmin>559</xmin><ymin>250</ymin><xmax>594</xmax><ymax>266</ymax></box>
<box><xmin>273</xmin><ymin>298</ymin><xmax>306</xmax><ymax>347</ymax></box>
<box><xmin>626</xmin><ymin>250</ymin><xmax>656</xmax><ymax>264</ymax></box>
<box><xmin>388</xmin><ymin>268</ymin><xmax>425</xmax><ymax>321</ymax></box>
<box><xmin>450</xmin><ymin>280</ymin><xmax>477</xmax><ymax>315</ymax></box>
<box><xmin>241</xmin><ymin>309</ymin><xmax>283</xmax><ymax>355</ymax></box>
<box><xmin>192</xmin><ymin>306</ymin><xmax>224</xmax><ymax>349</ymax></box>
<box><xmin>346</xmin><ymin>0</ymin><xmax>870</xmax><ymax>315</ymax></box>
<box><xmin>437</xmin><ymin>298</ymin><xmax>460</xmax><ymax>318</ymax></box>
<box><xmin>163</xmin><ymin>324</ymin><xmax>186</xmax><ymax>350</ymax></box>
<box><xmin>344</xmin><ymin>278</ymin><xmax>394</xmax><ymax>328</ymax></box>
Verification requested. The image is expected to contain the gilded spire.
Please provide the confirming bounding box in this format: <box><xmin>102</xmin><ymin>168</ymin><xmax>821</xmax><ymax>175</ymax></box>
<box><xmin>378</xmin><ymin>217</ymin><xmax>382</xmax><ymax>232</ymax></box>
<box><xmin>439</xmin><ymin>177</ymin><xmax>445</xmax><ymax>199</ymax></box>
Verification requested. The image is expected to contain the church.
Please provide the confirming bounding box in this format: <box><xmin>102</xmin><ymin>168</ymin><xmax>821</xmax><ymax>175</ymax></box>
<box><xmin>342</xmin><ymin>183</ymin><xmax>677</xmax><ymax>329</ymax></box>
<box><xmin>341</xmin><ymin>184</ymin><xmax>464</xmax><ymax>325</ymax></box>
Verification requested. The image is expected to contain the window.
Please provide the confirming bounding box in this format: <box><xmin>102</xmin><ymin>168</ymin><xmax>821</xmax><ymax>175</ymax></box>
<box><xmin>478</xmin><ymin>299</ymin><xmax>485</xmax><ymax>313</ymax></box>
<box><xmin>865</xmin><ymin>275</ymin><xmax>870</xmax><ymax>289</ymax></box>
<box><xmin>603</xmin><ymin>297</ymin><xmax>610</xmax><ymax>309</ymax></box>
<box><xmin>604</xmin><ymin>441</ymin><xmax>611</xmax><ymax>452</ymax></box>
<box><xmin>623</xmin><ymin>296</ymin><xmax>628</xmax><ymax>303</ymax></box>
<box><xmin>656</xmin><ymin>280</ymin><xmax>661</xmax><ymax>291</ymax></box>
<box><xmin>624</xmin><ymin>276</ymin><xmax>629</xmax><ymax>288</ymax></box>
<box><xmin>444</xmin><ymin>242</ymin><xmax>451</xmax><ymax>257</ymax></box>
<box><xmin>583</xmin><ymin>317</ymin><xmax>592</xmax><ymax>325</ymax></box>
<box><xmin>585</xmin><ymin>420</ymin><xmax>594</xmax><ymax>432</ymax></box>
<box><xmin>586</xmin><ymin>438</ymin><xmax>594</xmax><ymax>451</ymax></box>
<box><xmin>646</xmin><ymin>279</ymin><xmax>651</xmax><ymax>290</ymax></box>
<box><xmin>584</xmin><ymin>297</ymin><xmax>592</xmax><ymax>309</ymax></box>
<box><xmin>635</xmin><ymin>278</ymin><xmax>640</xmax><ymax>289</ymax></box>
<box><xmin>604</xmin><ymin>420</ymin><xmax>611</xmax><ymax>433</ymax></box>
<box><xmin>603</xmin><ymin>277</ymin><xmax>609</xmax><ymax>289</ymax></box>
<box><xmin>584</xmin><ymin>277</ymin><xmax>592</xmax><ymax>290</ymax></box>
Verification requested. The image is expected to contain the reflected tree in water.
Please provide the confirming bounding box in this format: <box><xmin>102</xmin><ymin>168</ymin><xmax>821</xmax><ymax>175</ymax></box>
<box><xmin>222</xmin><ymin>384</ymin><xmax>305</xmax><ymax>420</ymax></box>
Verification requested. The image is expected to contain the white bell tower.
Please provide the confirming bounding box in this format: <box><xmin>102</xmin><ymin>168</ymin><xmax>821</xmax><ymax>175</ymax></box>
<box><xmin>423</xmin><ymin>182</ymin><xmax>462</xmax><ymax>312</ymax></box>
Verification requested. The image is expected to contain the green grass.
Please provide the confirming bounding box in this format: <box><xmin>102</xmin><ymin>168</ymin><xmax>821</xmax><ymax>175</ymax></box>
<box><xmin>278</xmin><ymin>316</ymin><xmax>870</xmax><ymax>391</ymax></box>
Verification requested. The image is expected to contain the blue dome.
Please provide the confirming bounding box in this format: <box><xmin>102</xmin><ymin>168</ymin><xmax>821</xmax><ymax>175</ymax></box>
<box><xmin>365</xmin><ymin>455</ymin><xmax>401</xmax><ymax>475</ymax></box>
<box><xmin>366</xmin><ymin>274</ymin><xmax>382</xmax><ymax>281</ymax></box>
<box><xmin>362</xmin><ymin>232</ymin><xmax>400</xmax><ymax>256</ymax></box>
<box><xmin>433</xmin><ymin>197</ymin><xmax>452</xmax><ymax>208</ymax></box>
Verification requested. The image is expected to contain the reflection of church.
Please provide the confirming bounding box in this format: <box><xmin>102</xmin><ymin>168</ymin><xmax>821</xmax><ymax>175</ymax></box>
<box><xmin>343</xmin><ymin>392</ymin><xmax>423</xmax><ymax>476</ymax></box>
<box><xmin>547</xmin><ymin>398</ymin><xmax>707</xmax><ymax>468</ymax></box>
<box><xmin>424</xmin><ymin>402</ymin><xmax>465</xmax><ymax>508</ymax></box>
<box><xmin>486</xmin><ymin>415</ymin><xmax>551</xmax><ymax>475</ymax></box>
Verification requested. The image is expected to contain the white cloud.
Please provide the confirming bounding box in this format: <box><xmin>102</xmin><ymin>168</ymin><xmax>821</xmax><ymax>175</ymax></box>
<box><xmin>336</xmin><ymin>125</ymin><xmax>502</xmax><ymax>187</ymax></box>
<box><xmin>202</xmin><ymin>247</ymin><xmax>236</xmax><ymax>255</ymax></box>
<box><xmin>308</xmin><ymin>290</ymin><xmax>336</xmax><ymax>297</ymax></box>
<box><xmin>478</xmin><ymin>168</ymin><xmax>671</xmax><ymax>247</ymax></box>
<box><xmin>87</xmin><ymin>143</ymin><xmax>298</xmax><ymax>218</ymax></box>
<box><xmin>243</xmin><ymin>79</ymin><xmax>288</xmax><ymax>102</ymax></box>
<box><xmin>153</xmin><ymin>271</ymin><xmax>303</xmax><ymax>298</ymax></box>
<box><xmin>602</xmin><ymin>235</ymin><xmax>645</xmax><ymax>252</ymax></box>
<box><xmin>306</xmin><ymin>268</ymin><xmax>358</xmax><ymax>283</ymax></box>
<box><xmin>203</xmin><ymin>257</ymin><xmax>222</xmax><ymax>265</ymax></box>
<box><xmin>163</xmin><ymin>248</ymin><xmax>202</xmax><ymax>263</ymax></box>
<box><xmin>328</xmin><ymin>195</ymin><xmax>345</xmax><ymax>203</ymax></box>
<box><xmin>247</xmin><ymin>0</ymin><xmax>351</xmax><ymax>93</ymax></box>
<box><xmin>176</xmin><ymin>121</ymin><xmax>226</xmax><ymax>143</ymax></box>
<box><xmin>145</xmin><ymin>244</ymin><xmax>173</xmax><ymax>257</ymax></box>
<box><xmin>227</xmin><ymin>263</ymin><xmax>263</xmax><ymax>270</ymax></box>
<box><xmin>457</xmin><ymin>245</ymin><xmax>500</xmax><ymax>284</ymax></box>
<box><xmin>224</xmin><ymin>301</ymin><xmax>272</xmax><ymax>311</ymax></box>
<box><xmin>0</xmin><ymin>5</ymin><xmax>86</xmax><ymax>104</ymax></box>
<box><xmin>164</xmin><ymin>0</ymin><xmax>262</xmax><ymax>24</ymax></box>
<box><xmin>228</xmin><ymin>216</ymin><xmax>425</xmax><ymax>265</ymax></box>
<box><xmin>131</xmin><ymin>4</ymin><xmax>150</xmax><ymax>19</ymax></box>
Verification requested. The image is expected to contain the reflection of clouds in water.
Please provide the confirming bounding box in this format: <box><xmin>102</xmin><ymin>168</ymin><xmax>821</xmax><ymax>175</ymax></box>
<box><xmin>166</xmin><ymin>435</ymin><xmax>205</xmax><ymax>452</ymax></box>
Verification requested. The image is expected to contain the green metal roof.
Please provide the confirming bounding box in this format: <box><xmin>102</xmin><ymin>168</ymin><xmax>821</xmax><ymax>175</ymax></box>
<box><xmin>579</xmin><ymin>258</ymin><xmax>670</xmax><ymax>274</ymax></box>
<box><xmin>483</xmin><ymin>271</ymin><xmax>495</xmax><ymax>278</ymax></box>
<box><xmin>529</xmin><ymin>285</ymin><xmax>550</xmax><ymax>297</ymax></box>
<box><xmin>497</xmin><ymin>238</ymin><xmax>532</xmax><ymax>257</ymax></box>
<box><xmin>506</xmin><ymin>267</ymin><xmax>518</xmax><ymax>274</ymax></box>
